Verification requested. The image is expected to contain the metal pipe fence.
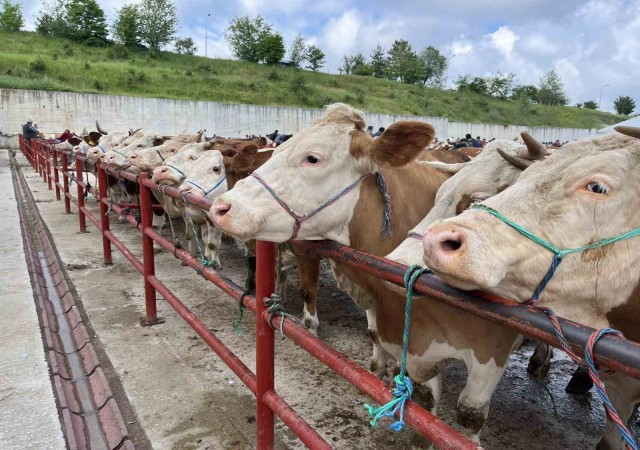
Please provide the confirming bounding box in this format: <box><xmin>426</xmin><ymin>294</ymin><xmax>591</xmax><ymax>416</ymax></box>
<box><xmin>18</xmin><ymin>137</ymin><xmax>640</xmax><ymax>449</ymax></box>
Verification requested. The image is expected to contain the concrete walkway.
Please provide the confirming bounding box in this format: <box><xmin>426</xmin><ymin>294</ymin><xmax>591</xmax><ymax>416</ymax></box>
<box><xmin>0</xmin><ymin>149</ymin><xmax>66</xmax><ymax>450</ymax></box>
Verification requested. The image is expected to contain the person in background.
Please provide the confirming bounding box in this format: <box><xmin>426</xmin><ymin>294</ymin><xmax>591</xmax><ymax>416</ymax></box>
<box><xmin>373</xmin><ymin>127</ymin><xmax>385</xmax><ymax>137</ymax></box>
<box><xmin>22</xmin><ymin>119</ymin><xmax>38</xmax><ymax>140</ymax></box>
<box><xmin>366</xmin><ymin>125</ymin><xmax>374</xmax><ymax>137</ymax></box>
<box><xmin>267</xmin><ymin>129</ymin><xmax>279</xmax><ymax>141</ymax></box>
<box><xmin>274</xmin><ymin>133</ymin><xmax>292</xmax><ymax>146</ymax></box>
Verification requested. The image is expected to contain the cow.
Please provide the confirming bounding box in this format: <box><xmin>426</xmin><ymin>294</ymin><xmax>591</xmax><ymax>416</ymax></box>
<box><xmin>208</xmin><ymin>135</ymin><xmax>268</xmax><ymax>148</ymax></box>
<box><xmin>421</xmin><ymin>127</ymin><xmax>640</xmax><ymax>449</ymax></box>
<box><xmin>210</xmin><ymin>103</ymin><xmax>529</xmax><ymax>443</ymax></box>
<box><xmin>177</xmin><ymin>150</ymin><xmax>228</xmax><ymax>269</ymax></box>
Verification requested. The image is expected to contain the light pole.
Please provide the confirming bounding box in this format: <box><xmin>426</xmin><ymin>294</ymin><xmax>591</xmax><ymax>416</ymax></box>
<box><xmin>205</xmin><ymin>13</ymin><xmax>211</xmax><ymax>58</ymax></box>
<box><xmin>598</xmin><ymin>83</ymin><xmax>610</xmax><ymax>110</ymax></box>
<box><xmin>445</xmin><ymin>54</ymin><xmax>457</xmax><ymax>89</ymax></box>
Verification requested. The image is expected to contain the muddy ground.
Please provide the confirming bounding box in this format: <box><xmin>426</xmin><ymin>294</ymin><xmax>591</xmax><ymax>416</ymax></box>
<box><xmin>16</xmin><ymin>152</ymin><xmax>639</xmax><ymax>449</ymax></box>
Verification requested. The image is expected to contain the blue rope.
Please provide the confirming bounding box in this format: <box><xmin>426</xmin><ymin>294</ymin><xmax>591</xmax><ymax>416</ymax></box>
<box><xmin>365</xmin><ymin>265</ymin><xmax>431</xmax><ymax>431</ymax></box>
<box><xmin>187</xmin><ymin>175</ymin><xmax>227</xmax><ymax>197</ymax></box>
<box><xmin>376</xmin><ymin>172</ymin><xmax>393</xmax><ymax>240</ymax></box>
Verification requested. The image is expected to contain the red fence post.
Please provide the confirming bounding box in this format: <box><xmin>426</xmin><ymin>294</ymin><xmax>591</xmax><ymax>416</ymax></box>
<box><xmin>139</xmin><ymin>173</ymin><xmax>164</xmax><ymax>326</ymax></box>
<box><xmin>255</xmin><ymin>241</ymin><xmax>276</xmax><ymax>450</ymax></box>
<box><xmin>97</xmin><ymin>163</ymin><xmax>112</xmax><ymax>265</ymax></box>
<box><xmin>46</xmin><ymin>145</ymin><xmax>52</xmax><ymax>191</ymax></box>
<box><xmin>38</xmin><ymin>142</ymin><xmax>44</xmax><ymax>178</ymax></box>
<box><xmin>75</xmin><ymin>157</ymin><xmax>87</xmax><ymax>233</ymax></box>
<box><xmin>52</xmin><ymin>149</ymin><xmax>61</xmax><ymax>201</ymax></box>
<box><xmin>62</xmin><ymin>152</ymin><xmax>71</xmax><ymax>214</ymax></box>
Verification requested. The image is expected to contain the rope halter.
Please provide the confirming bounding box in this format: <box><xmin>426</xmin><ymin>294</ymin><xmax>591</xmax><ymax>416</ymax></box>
<box><xmin>186</xmin><ymin>176</ymin><xmax>227</xmax><ymax>197</ymax></box>
<box><xmin>251</xmin><ymin>171</ymin><xmax>393</xmax><ymax>241</ymax></box>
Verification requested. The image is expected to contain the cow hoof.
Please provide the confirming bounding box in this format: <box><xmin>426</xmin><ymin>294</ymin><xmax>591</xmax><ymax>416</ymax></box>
<box><xmin>413</xmin><ymin>383</ymin><xmax>436</xmax><ymax>412</ymax></box>
<box><xmin>370</xmin><ymin>359</ymin><xmax>387</xmax><ymax>379</ymax></box>
<box><xmin>456</xmin><ymin>403</ymin><xmax>486</xmax><ymax>439</ymax></box>
<box><xmin>527</xmin><ymin>359</ymin><xmax>551</xmax><ymax>380</ymax></box>
<box><xmin>303</xmin><ymin>320</ymin><xmax>318</xmax><ymax>336</ymax></box>
<box><xmin>153</xmin><ymin>243</ymin><xmax>162</xmax><ymax>254</ymax></box>
<box><xmin>117</xmin><ymin>216</ymin><xmax>126</xmax><ymax>224</ymax></box>
<box><xmin>565</xmin><ymin>366</ymin><xmax>593</xmax><ymax>394</ymax></box>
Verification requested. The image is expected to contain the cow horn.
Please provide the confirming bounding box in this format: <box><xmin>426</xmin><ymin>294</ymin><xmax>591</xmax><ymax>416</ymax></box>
<box><xmin>96</xmin><ymin>120</ymin><xmax>108</xmax><ymax>135</ymax></box>
<box><xmin>130</xmin><ymin>127</ymin><xmax>142</xmax><ymax>136</ymax></box>
<box><xmin>498</xmin><ymin>148</ymin><xmax>533</xmax><ymax>170</ymax></box>
<box><xmin>614</xmin><ymin>126</ymin><xmax>640</xmax><ymax>139</ymax></box>
<box><xmin>195</xmin><ymin>129</ymin><xmax>205</xmax><ymax>143</ymax></box>
<box><xmin>519</xmin><ymin>132</ymin><xmax>547</xmax><ymax>160</ymax></box>
<box><xmin>82</xmin><ymin>128</ymin><xmax>88</xmax><ymax>136</ymax></box>
<box><xmin>418</xmin><ymin>161</ymin><xmax>469</xmax><ymax>174</ymax></box>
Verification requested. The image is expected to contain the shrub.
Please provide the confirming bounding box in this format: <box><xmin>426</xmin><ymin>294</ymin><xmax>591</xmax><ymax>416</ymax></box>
<box><xmin>29</xmin><ymin>58</ymin><xmax>46</xmax><ymax>74</ymax></box>
<box><xmin>185</xmin><ymin>70</ymin><xmax>192</xmax><ymax>77</ymax></box>
<box><xmin>290</xmin><ymin>74</ymin><xmax>306</xmax><ymax>93</ymax></box>
<box><xmin>267</xmin><ymin>70</ymin><xmax>279</xmax><ymax>81</ymax></box>
<box><xmin>93</xmin><ymin>80</ymin><xmax>104</xmax><ymax>91</ymax></box>
<box><xmin>84</xmin><ymin>62</ymin><xmax>91</xmax><ymax>70</ymax></box>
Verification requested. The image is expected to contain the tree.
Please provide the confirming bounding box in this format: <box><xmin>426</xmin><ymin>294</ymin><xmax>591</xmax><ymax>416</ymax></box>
<box><xmin>305</xmin><ymin>45</ymin><xmax>325</xmax><ymax>71</ymax></box>
<box><xmin>174</xmin><ymin>37</ymin><xmax>197</xmax><ymax>55</ymax></box>
<box><xmin>511</xmin><ymin>84</ymin><xmax>539</xmax><ymax>103</ymax></box>
<box><xmin>257</xmin><ymin>32</ymin><xmax>285</xmax><ymax>64</ymax></box>
<box><xmin>370</xmin><ymin>44</ymin><xmax>387</xmax><ymax>78</ymax></box>
<box><xmin>36</xmin><ymin>0</ymin><xmax>71</xmax><ymax>38</ymax></box>
<box><xmin>487</xmin><ymin>72</ymin><xmax>516</xmax><ymax>99</ymax></box>
<box><xmin>537</xmin><ymin>70</ymin><xmax>568</xmax><ymax>106</ymax></box>
<box><xmin>417</xmin><ymin>46</ymin><xmax>447</xmax><ymax>88</ymax></box>
<box><xmin>582</xmin><ymin>100</ymin><xmax>598</xmax><ymax>110</ymax></box>
<box><xmin>0</xmin><ymin>0</ymin><xmax>24</xmax><ymax>31</ymax></box>
<box><xmin>225</xmin><ymin>16</ymin><xmax>284</xmax><ymax>64</ymax></box>
<box><xmin>66</xmin><ymin>0</ymin><xmax>108</xmax><ymax>44</ymax></box>
<box><xmin>613</xmin><ymin>95</ymin><xmax>635</xmax><ymax>115</ymax></box>
<box><xmin>138</xmin><ymin>0</ymin><xmax>178</xmax><ymax>51</ymax></box>
<box><xmin>112</xmin><ymin>4</ymin><xmax>140</xmax><ymax>47</ymax></box>
<box><xmin>387</xmin><ymin>39</ymin><xmax>420</xmax><ymax>84</ymax></box>
<box><xmin>340</xmin><ymin>55</ymin><xmax>354</xmax><ymax>74</ymax></box>
<box><xmin>289</xmin><ymin>33</ymin><xmax>306</xmax><ymax>68</ymax></box>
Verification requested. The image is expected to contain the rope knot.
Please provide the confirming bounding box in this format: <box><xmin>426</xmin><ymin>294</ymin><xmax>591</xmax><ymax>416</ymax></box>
<box><xmin>263</xmin><ymin>294</ymin><xmax>300</xmax><ymax>335</ymax></box>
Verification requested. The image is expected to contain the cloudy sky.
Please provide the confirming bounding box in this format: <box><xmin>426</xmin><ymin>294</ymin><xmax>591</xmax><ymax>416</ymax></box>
<box><xmin>16</xmin><ymin>0</ymin><xmax>640</xmax><ymax>112</ymax></box>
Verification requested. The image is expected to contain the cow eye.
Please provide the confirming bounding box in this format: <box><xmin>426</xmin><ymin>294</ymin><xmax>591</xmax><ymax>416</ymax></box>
<box><xmin>190</xmin><ymin>155</ymin><xmax>198</xmax><ymax>160</ymax></box>
<box><xmin>306</xmin><ymin>154</ymin><xmax>322</xmax><ymax>164</ymax></box>
<box><xmin>213</xmin><ymin>166</ymin><xmax>221</xmax><ymax>173</ymax></box>
<box><xmin>587</xmin><ymin>181</ymin><xmax>609</xmax><ymax>195</ymax></box>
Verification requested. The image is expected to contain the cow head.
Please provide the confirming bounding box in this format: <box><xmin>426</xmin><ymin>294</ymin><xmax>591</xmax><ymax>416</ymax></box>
<box><xmin>385</xmin><ymin>135</ymin><xmax>547</xmax><ymax>280</ymax></box>
<box><xmin>179</xmin><ymin>150</ymin><xmax>227</xmax><ymax>199</ymax></box>
<box><xmin>210</xmin><ymin>103</ymin><xmax>434</xmax><ymax>242</ymax></box>
<box><xmin>152</xmin><ymin>142</ymin><xmax>213</xmax><ymax>185</ymax></box>
<box><xmin>421</xmin><ymin>128</ymin><xmax>640</xmax><ymax>327</ymax></box>
<box><xmin>128</xmin><ymin>138</ymin><xmax>199</xmax><ymax>172</ymax></box>
<box><xmin>103</xmin><ymin>133</ymin><xmax>163</xmax><ymax>169</ymax></box>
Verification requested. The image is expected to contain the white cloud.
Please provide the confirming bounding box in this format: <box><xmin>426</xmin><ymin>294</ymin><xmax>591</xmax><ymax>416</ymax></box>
<box><xmin>487</xmin><ymin>26</ymin><xmax>519</xmax><ymax>59</ymax></box>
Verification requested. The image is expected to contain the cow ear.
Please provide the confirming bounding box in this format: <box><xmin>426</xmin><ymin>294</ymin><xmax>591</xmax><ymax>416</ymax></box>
<box><xmin>88</xmin><ymin>131</ymin><xmax>102</xmax><ymax>143</ymax></box>
<box><xmin>68</xmin><ymin>137</ymin><xmax>82</xmax><ymax>146</ymax></box>
<box><xmin>220</xmin><ymin>148</ymin><xmax>237</xmax><ymax>157</ymax></box>
<box><xmin>354</xmin><ymin>121</ymin><xmax>436</xmax><ymax>167</ymax></box>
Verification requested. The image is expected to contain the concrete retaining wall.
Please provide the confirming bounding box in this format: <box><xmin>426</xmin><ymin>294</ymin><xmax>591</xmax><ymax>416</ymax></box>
<box><xmin>1</xmin><ymin>89</ymin><xmax>596</xmax><ymax>142</ymax></box>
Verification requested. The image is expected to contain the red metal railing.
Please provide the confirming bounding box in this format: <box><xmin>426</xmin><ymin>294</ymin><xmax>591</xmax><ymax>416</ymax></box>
<box><xmin>19</xmin><ymin>137</ymin><xmax>640</xmax><ymax>449</ymax></box>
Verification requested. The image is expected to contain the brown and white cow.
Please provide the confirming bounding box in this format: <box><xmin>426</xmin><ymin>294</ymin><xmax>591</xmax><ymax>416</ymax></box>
<box><xmin>422</xmin><ymin>127</ymin><xmax>640</xmax><ymax>449</ymax></box>
<box><xmin>210</xmin><ymin>103</ymin><xmax>524</xmax><ymax>443</ymax></box>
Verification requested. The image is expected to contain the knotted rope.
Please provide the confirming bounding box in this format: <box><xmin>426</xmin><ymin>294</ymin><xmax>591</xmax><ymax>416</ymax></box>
<box><xmin>375</xmin><ymin>172</ymin><xmax>393</xmax><ymax>240</ymax></box>
<box><xmin>473</xmin><ymin>203</ymin><xmax>639</xmax><ymax>449</ymax></box>
<box><xmin>264</xmin><ymin>294</ymin><xmax>301</xmax><ymax>336</ymax></box>
<box><xmin>365</xmin><ymin>265</ymin><xmax>431</xmax><ymax>431</ymax></box>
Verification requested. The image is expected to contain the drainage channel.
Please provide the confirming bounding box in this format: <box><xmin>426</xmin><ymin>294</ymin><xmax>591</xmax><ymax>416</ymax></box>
<box><xmin>10</xmin><ymin>152</ymin><xmax>142</xmax><ymax>450</ymax></box>
<box><xmin>39</xmin><ymin>253</ymin><xmax>109</xmax><ymax>450</ymax></box>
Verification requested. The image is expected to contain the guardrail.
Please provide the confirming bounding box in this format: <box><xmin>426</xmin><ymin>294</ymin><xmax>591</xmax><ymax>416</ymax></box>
<box><xmin>18</xmin><ymin>136</ymin><xmax>640</xmax><ymax>449</ymax></box>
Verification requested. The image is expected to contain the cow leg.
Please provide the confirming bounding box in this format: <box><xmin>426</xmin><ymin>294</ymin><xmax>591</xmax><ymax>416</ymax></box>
<box><xmin>367</xmin><ymin>308</ymin><xmax>389</xmax><ymax>379</ymax></box>
<box><xmin>527</xmin><ymin>341</ymin><xmax>553</xmax><ymax>380</ymax></box>
<box><xmin>597</xmin><ymin>373</ymin><xmax>640</xmax><ymax>450</ymax></box>
<box><xmin>205</xmin><ymin>223</ymin><xmax>222</xmax><ymax>270</ymax></box>
<box><xmin>565</xmin><ymin>366</ymin><xmax>594</xmax><ymax>394</ymax></box>
<box><xmin>183</xmin><ymin>218</ymin><xmax>195</xmax><ymax>265</ymax></box>
<box><xmin>297</xmin><ymin>256</ymin><xmax>320</xmax><ymax>335</ymax></box>
<box><xmin>152</xmin><ymin>213</ymin><xmax>166</xmax><ymax>230</ymax></box>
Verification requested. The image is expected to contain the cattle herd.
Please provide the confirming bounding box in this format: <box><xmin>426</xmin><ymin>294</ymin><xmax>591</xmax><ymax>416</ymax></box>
<box><xmin>45</xmin><ymin>103</ymin><xmax>638</xmax><ymax>448</ymax></box>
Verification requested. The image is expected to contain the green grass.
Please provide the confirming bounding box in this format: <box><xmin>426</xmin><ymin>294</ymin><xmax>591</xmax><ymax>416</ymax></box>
<box><xmin>0</xmin><ymin>31</ymin><xmax>626</xmax><ymax>129</ymax></box>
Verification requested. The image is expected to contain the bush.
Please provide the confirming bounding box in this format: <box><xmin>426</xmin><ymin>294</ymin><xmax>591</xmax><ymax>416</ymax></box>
<box><xmin>185</xmin><ymin>70</ymin><xmax>192</xmax><ymax>76</ymax></box>
<box><xmin>267</xmin><ymin>70</ymin><xmax>279</xmax><ymax>81</ymax></box>
<box><xmin>84</xmin><ymin>62</ymin><xmax>91</xmax><ymax>70</ymax></box>
<box><xmin>290</xmin><ymin>74</ymin><xmax>306</xmax><ymax>93</ymax></box>
<box><xmin>107</xmin><ymin>45</ymin><xmax>130</xmax><ymax>60</ymax></box>
<box><xmin>52</xmin><ymin>53</ymin><xmax>59</xmax><ymax>60</ymax></box>
<box><xmin>93</xmin><ymin>80</ymin><xmax>104</xmax><ymax>91</ymax></box>
<box><xmin>327</xmin><ymin>79</ymin><xmax>339</xmax><ymax>88</ymax></box>
<box><xmin>354</xmin><ymin>87</ymin><xmax>366</xmax><ymax>105</ymax></box>
<box><xmin>29</xmin><ymin>58</ymin><xmax>46</xmax><ymax>74</ymax></box>
<box><xmin>63</xmin><ymin>43</ymin><xmax>74</xmax><ymax>56</ymax></box>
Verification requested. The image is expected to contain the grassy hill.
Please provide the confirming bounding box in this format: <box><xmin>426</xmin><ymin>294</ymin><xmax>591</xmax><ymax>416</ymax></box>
<box><xmin>0</xmin><ymin>31</ymin><xmax>626</xmax><ymax>129</ymax></box>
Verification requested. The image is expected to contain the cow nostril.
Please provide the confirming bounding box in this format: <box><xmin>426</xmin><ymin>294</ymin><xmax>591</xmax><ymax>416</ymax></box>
<box><xmin>130</xmin><ymin>154</ymin><xmax>137</xmax><ymax>159</ymax></box>
<box><xmin>213</xmin><ymin>202</ymin><xmax>231</xmax><ymax>218</ymax></box>
<box><xmin>160</xmin><ymin>168</ymin><xmax>168</xmax><ymax>173</ymax></box>
<box><xmin>441</xmin><ymin>239</ymin><xmax>462</xmax><ymax>252</ymax></box>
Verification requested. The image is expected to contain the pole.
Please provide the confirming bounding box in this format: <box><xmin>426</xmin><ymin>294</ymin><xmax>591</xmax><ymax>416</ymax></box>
<box><xmin>97</xmin><ymin>164</ymin><xmax>112</xmax><ymax>265</ymax></box>
<box><xmin>139</xmin><ymin>173</ymin><xmax>164</xmax><ymax>326</ymax></box>
<box><xmin>62</xmin><ymin>152</ymin><xmax>71</xmax><ymax>214</ymax></box>
<box><xmin>75</xmin><ymin>157</ymin><xmax>87</xmax><ymax>233</ymax></box>
<box><xmin>255</xmin><ymin>240</ymin><xmax>276</xmax><ymax>450</ymax></box>
<box><xmin>46</xmin><ymin>145</ymin><xmax>52</xmax><ymax>191</ymax></box>
<box><xmin>53</xmin><ymin>148</ymin><xmax>60</xmax><ymax>201</ymax></box>
<box><xmin>205</xmin><ymin>13</ymin><xmax>211</xmax><ymax>58</ymax></box>
<box><xmin>599</xmin><ymin>83</ymin><xmax>610</xmax><ymax>110</ymax></box>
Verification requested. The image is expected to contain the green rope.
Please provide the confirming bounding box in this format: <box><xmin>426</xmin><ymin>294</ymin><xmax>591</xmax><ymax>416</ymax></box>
<box><xmin>365</xmin><ymin>265</ymin><xmax>431</xmax><ymax>431</ymax></box>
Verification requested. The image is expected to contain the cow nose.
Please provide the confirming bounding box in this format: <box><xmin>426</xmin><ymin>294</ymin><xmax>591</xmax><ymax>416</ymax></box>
<box><xmin>160</xmin><ymin>167</ymin><xmax>168</xmax><ymax>173</ymax></box>
<box><xmin>423</xmin><ymin>228</ymin><xmax>465</xmax><ymax>256</ymax></box>
<box><xmin>211</xmin><ymin>200</ymin><xmax>232</xmax><ymax>220</ymax></box>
